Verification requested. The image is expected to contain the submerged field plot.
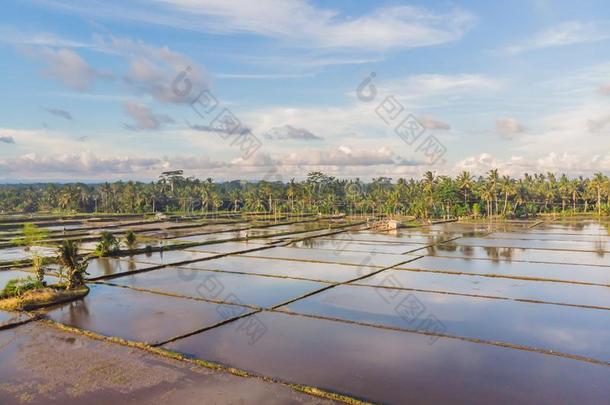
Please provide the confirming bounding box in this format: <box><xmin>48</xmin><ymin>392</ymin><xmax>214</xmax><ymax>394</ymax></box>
<box><xmin>1</xmin><ymin>215</ymin><xmax>609</xmax><ymax>403</ymax></box>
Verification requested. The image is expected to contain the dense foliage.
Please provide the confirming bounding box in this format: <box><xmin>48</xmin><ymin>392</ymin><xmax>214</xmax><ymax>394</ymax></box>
<box><xmin>1</xmin><ymin>170</ymin><xmax>609</xmax><ymax>218</ymax></box>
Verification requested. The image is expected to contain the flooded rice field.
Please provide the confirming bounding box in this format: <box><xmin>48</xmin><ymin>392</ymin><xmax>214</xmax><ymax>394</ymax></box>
<box><xmin>2</xmin><ymin>215</ymin><xmax>610</xmax><ymax>403</ymax></box>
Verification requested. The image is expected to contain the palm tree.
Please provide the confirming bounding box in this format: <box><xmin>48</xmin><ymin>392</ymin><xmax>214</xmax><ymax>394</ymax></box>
<box><xmin>57</xmin><ymin>240</ymin><xmax>88</xmax><ymax>290</ymax></box>
<box><xmin>590</xmin><ymin>172</ymin><xmax>608</xmax><ymax>216</ymax></box>
<box><xmin>487</xmin><ymin>169</ymin><xmax>500</xmax><ymax>215</ymax></box>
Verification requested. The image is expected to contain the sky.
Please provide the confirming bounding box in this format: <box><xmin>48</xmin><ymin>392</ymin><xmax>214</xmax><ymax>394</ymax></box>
<box><xmin>1</xmin><ymin>0</ymin><xmax>610</xmax><ymax>182</ymax></box>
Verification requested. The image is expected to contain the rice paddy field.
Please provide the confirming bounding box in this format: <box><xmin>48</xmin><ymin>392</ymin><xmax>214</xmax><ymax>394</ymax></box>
<box><xmin>1</xmin><ymin>214</ymin><xmax>609</xmax><ymax>404</ymax></box>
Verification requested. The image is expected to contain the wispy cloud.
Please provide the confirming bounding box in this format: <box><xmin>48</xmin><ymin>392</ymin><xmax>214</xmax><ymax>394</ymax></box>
<box><xmin>418</xmin><ymin>116</ymin><xmax>451</xmax><ymax>130</ymax></box>
<box><xmin>38</xmin><ymin>1</ymin><xmax>475</xmax><ymax>51</ymax></box>
<box><xmin>123</xmin><ymin>101</ymin><xmax>175</xmax><ymax>130</ymax></box>
<box><xmin>45</xmin><ymin>107</ymin><xmax>73</xmax><ymax>121</ymax></box>
<box><xmin>495</xmin><ymin>117</ymin><xmax>524</xmax><ymax>139</ymax></box>
<box><xmin>263</xmin><ymin>125</ymin><xmax>323</xmax><ymax>141</ymax></box>
<box><xmin>33</xmin><ymin>47</ymin><xmax>103</xmax><ymax>91</ymax></box>
<box><xmin>94</xmin><ymin>35</ymin><xmax>208</xmax><ymax>103</ymax></box>
<box><xmin>0</xmin><ymin>136</ymin><xmax>15</xmax><ymax>144</ymax></box>
<box><xmin>505</xmin><ymin>20</ymin><xmax>610</xmax><ymax>55</ymax></box>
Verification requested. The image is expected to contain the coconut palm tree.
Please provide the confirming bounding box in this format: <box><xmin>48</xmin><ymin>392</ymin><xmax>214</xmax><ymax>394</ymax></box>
<box><xmin>590</xmin><ymin>172</ymin><xmax>608</xmax><ymax>216</ymax></box>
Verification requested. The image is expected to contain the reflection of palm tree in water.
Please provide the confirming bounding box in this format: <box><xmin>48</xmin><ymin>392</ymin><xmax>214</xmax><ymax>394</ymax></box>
<box><xmin>66</xmin><ymin>298</ymin><xmax>90</xmax><ymax>325</ymax></box>
<box><xmin>593</xmin><ymin>239</ymin><xmax>606</xmax><ymax>257</ymax></box>
<box><xmin>483</xmin><ymin>246</ymin><xmax>515</xmax><ymax>262</ymax></box>
<box><xmin>127</xmin><ymin>260</ymin><xmax>137</xmax><ymax>272</ymax></box>
<box><xmin>100</xmin><ymin>257</ymin><xmax>113</xmax><ymax>276</ymax></box>
<box><xmin>298</xmin><ymin>238</ymin><xmax>319</xmax><ymax>249</ymax></box>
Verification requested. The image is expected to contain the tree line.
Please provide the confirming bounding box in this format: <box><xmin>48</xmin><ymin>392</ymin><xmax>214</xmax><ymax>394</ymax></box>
<box><xmin>1</xmin><ymin>170</ymin><xmax>609</xmax><ymax>219</ymax></box>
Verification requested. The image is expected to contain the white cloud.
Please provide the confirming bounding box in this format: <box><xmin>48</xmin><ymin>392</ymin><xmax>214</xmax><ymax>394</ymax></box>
<box><xmin>455</xmin><ymin>152</ymin><xmax>610</xmax><ymax>177</ymax></box>
<box><xmin>0</xmin><ymin>151</ymin><xmax>227</xmax><ymax>180</ymax></box>
<box><xmin>506</xmin><ymin>21</ymin><xmax>610</xmax><ymax>55</ymax></box>
<box><xmin>123</xmin><ymin>101</ymin><xmax>174</xmax><ymax>130</ymax></box>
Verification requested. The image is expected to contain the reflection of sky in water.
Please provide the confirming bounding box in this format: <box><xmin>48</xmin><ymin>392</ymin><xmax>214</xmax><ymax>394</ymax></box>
<box><xmin>109</xmin><ymin>268</ymin><xmax>328</xmax><ymax>308</ymax></box>
<box><xmin>283</xmin><ymin>284</ymin><xmax>610</xmax><ymax>362</ymax></box>
<box><xmin>427</xmin><ymin>244</ymin><xmax>608</xmax><ymax>265</ymax></box>
<box><xmin>244</xmin><ymin>246</ymin><xmax>411</xmax><ymax>267</ymax></box>
<box><xmin>359</xmin><ymin>269</ymin><xmax>610</xmax><ymax>309</ymax></box>
<box><xmin>42</xmin><ymin>284</ymin><xmax>251</xmax><ymax>345</ymax></box>
<box><xmin>449</xmin><ymin>237</ymin><xmax>609</xmax><ymax>253</ymax></box>
<box><xmin>185</xmin><ymin>255</ymin><xmax>378</xmax><ymax>282</ymax></box>
<box><xmin>401</xmin><ymin>256</ymin><xmax>610</xmax><ymax>285</ymax></box>
<box><xmin>0</xmin><ymin>246</ymin><xmax>55</xmax><ymax>262</ymax></box>
<box><xmin>165</xmin><ymin>311</ymin><xmax>610</xmax><ymax>404</ymax></box>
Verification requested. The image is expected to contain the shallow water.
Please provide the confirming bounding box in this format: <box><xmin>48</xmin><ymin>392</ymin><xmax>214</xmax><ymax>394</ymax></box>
<box><xmin>125</xmin><ymin>250</ymin><xmax>216</xmax><ymax>265</ymax></box>
<box><xmin>42</xmin><ymin>284</ymin><xmax>252</xmax><ymax>344</ymax></box>
<box><xmin>164</xmin><ymin>311</ymin><xmax>610</xmax><ymax>404</ymax></box>
<box><xmin>0</xmin><ymin>309</ymin><xmax>31</xmax><ymax>327</ymax></box>
<box><xmin>397</xmin><ymin>256</ymin><xmax>610</xmax><ymax>285</ymax></box>
<box><xmin>107</xmin><ymin>267</ymin><xmax>329</xmax><ymax>308</ymax></box>
<box><xmin>243</xmin><ymin>246</ymin><xmax>415</xmax><ymax>268</ymax></box>
<box><xmin>182</xmin><ymin>255</ymin><xmax>379</xmax><ymax>282</ymax></box>
<box><xmin>0</xmin><ymin>246</ymin><xmax>55</xmax><ymax>263</ymax></box>
<box><xmin>451</xmin><ymin>237</ymin><xmax>610</xmax><ymax>252</ymax></box>
<box><xmin>357</xmin><ymin>268</ymin><xmax>610</xmax><ymax>308</ymax></box>
<box><xmin>291</xmin><ymin>238</ymin><xmax>423</xmax><ymax>254</ymax></box>
<box><xmin>85</xmin><ymin>257</ymin><xmax>158</xmax><ymax>279</ymax></box>
<box><xmin>528</xmin><ymin>222</ymin><xmax>610</xmax><ymax>236</ymax></box>
<box><xmin>0</xmin><ymin>269</ymin><xmax>58</xmax><ymax>289</ymax></box>
<box><xmin>422</xmin><ymin>244</ymin><xmax>610</xmax><ymax>266</ymax></box>
<box><xmin>279</xmin><ymin>284</ymin><xmax>610</xmax><ymax>362</ymax></box>
<box><xmin>320</xmin><ymin>232</ymin><xmax>445</xmax><ymax>245</ymax></box>
<box><xmin>185</xmin><ymin>241</ymin><xmax>269</xmax><ymax>254</ymax></box>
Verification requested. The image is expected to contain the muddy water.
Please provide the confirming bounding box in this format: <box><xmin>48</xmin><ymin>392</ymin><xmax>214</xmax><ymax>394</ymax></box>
<box><xmin>291</xmin><ymin>239</ymin><xmax>422</xmax><ymax>254</ymax></box>
<box><xmin>107</xmin><ymin>267</ymin><xmax>329</xmax><ymax>308</ymax></box>
<box><xmin>279</xmin><ymin>284</ymin><xmax>610</xmax><ymax>362</ymax></box>
<box><xmin>0</xmin><ymin>322</ymin><xmax>326</xmax><ymax>405</ymax></box>
<box><xmin>450</xmin><ymin>237</ymin><xmax>610</xmax><ymax>253</ymax></box>
<box><xmin>398</xmin><ymin>256</ymin><xmax>610</xmax><ymax>285</ymax></box>
<box><xmin>164</xmin><ymin>311</ymin><xmax>610</xmax><ymax>404</ymax></box>
<box><xmin>422</xmin><ymin>244</ymin><xmax>610</xmax><ymax>266</ymax></box>
<box><xmin>357</xmin><ymin>268</ymin><xmax>610</xmax><ymax>309</ymax></box>
<box><xmin>42</xmin><ymin>284</ymin><xmax>252</xmax><ymax>345</ymax></box>
<box><xmin>85</xmin><ymin>257</ymin><xmax>157</xmax><ymax>279</ymax></box>
<box><xmin>243</xmin><ymin>246</ymin><xmax>415</xmax><ymax>267</ymax></box>
<box><xmin>182</xmin><ymin>255</ymin><xmax>379</xmax><ymax>282</ymax></box>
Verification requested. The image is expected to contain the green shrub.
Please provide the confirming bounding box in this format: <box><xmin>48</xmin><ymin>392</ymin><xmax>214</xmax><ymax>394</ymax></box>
<box><xmin>1</xmin><ymin>277</ymin><xmax>43</xmax><ymax>298</ymax></box>
<box><xmin>123</xmin><ymin>231</ymin><xmax>137</xmax><ymax>250</ymax></box>
<box><xmin>94</xmin><ymin>232</ymin><xmax>120</xmax><ymax>256</ymax></box>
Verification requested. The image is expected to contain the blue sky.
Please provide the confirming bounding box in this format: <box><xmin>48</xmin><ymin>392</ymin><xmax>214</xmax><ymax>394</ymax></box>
<box><xmin>1</xmin><ymin>0</ymin><xmax>610</xmax><ymax>181</ymax></box>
